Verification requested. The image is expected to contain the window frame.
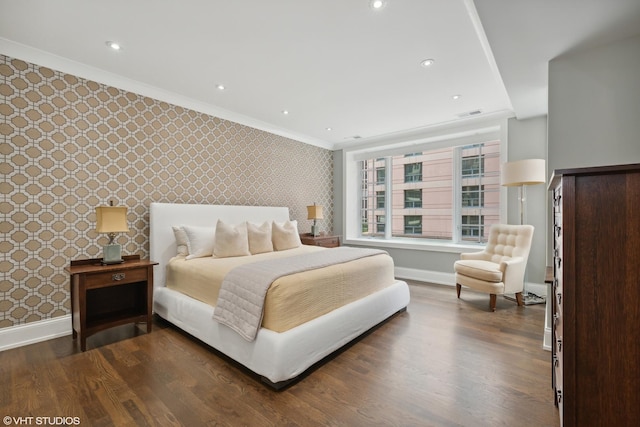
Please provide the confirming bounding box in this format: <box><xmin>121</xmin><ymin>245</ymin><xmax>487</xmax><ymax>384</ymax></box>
<box><xmin>341</xmin><ymin>118</ymin><xmax>508</xmax><ymax>252</ymax></box>
<box><xmin>404</xmin><ymin>162</ymin><xmax>423</xmax><ymax>183</ymax></box>
<box><xmin>376</xmin><ymin>190</ymin><xmax>385</xmax><ymax>209</ymax></box>
<box><xmin>462</xmin><ymin>185</ymin><xmax>485</xmax><ymax>208</ymax></box>
<box><xmin>403</xmin><ymin>215</ymin><xmax>422</xmax><ymax>235</ymax></box>
<box><xmin>461</xmin><ymin>214</ymin><xmax>485</xmax><ymax>240</ymax></box>
<box><xmin>404</xmin><ymin>189</ymin><xmax>422</xmax><ymax>208</ymax></box>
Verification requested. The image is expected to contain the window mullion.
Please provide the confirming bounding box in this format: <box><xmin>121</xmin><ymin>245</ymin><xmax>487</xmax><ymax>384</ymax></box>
<box><xmin>453</xmin><ymin>147</ymin><xmax>461</xmax><ymax>244</ymax></box>
<box><xmin>384</xmin><ymin>157</ymin><xmax>392</xmax><ymax>239</ymax></box>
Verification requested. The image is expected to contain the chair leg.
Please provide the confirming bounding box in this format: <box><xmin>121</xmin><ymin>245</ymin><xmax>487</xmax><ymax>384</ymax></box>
<box><xmin>515</xmin><ymin>292</ymin><xmax>524</xmax><ymax>306</ymax></box>
<box><xmin>489</xmin><ymin>294</ymin><xmax>497</xmax><ymax>312</ymax></box>
<box><xmin>456</xmin><ymin>284</ymin><xmax>461</xmax><ymax>298</ymax></box>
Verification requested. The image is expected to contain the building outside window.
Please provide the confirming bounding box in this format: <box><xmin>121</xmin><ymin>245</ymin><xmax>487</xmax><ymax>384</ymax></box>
<box><xmin>404</xmin><ymin>216</ymin><xmax>422</xmax><ymax>234</ymax></box>
<box><xmin>404</xmin><ymin>162</ymin><xmax>422</xmax><ymax>182</ymax></box>
<box><xmin>462</xmin><ymin>185</ymin><xmax>484</xmax><ymax>207</ymax></box>
<box><xmin>462</xmin><ymin>155</ymin><xmax>484</xmax><ymax>177</ymax></box>
<box><xmin>376</xmin><ymin>191</ymin><xmax>385</xmax><ymax>209</ymax></box>
<box><xmin>462</xmin><ymin>215</ymin><xmax>484</xmax><ymax>238</ymax></box>
<box><xmin>404</xmin><ymin>189</ymin><xmax>422</xmax><ymax>208</ymax></box>
<box><xmin>358</xmin><ymin>140</ymin><xmax>500</xmax><ymax>243</ymax></box>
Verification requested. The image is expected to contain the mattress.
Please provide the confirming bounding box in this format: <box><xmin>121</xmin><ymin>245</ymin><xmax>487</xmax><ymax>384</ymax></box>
<box><xmin>166</xmin><ymin>245</ymin><xmax>396</xmax><ymax>332</ymax></box>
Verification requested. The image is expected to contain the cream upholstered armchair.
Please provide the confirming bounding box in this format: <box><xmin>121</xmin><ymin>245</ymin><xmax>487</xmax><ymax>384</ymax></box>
<box><xmin>454</xmin><ymin>224</ymin><xmax>534</xmax><ymax>312</ymax></box>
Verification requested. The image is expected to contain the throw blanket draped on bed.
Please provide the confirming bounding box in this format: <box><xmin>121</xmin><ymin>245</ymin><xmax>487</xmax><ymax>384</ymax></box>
<box><xmin>213</xmin><ymin>247</ymin><xmax>387</xmax><ymax>341</ymax></box>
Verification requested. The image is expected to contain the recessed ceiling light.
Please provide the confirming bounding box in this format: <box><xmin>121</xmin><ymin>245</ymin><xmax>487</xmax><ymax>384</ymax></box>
<box><xmin>420</xmin><ymin>59</ymin><xmax>435</xmax><ymax>68</ymax></box>
<box><xmin>326</xmin><ymin>127</ymin><xmax>332</xmax><ymax>131</ymax></box>
<box><xmin>282</xmin><ymin>110</ymin><xmax>289</xmax><ymax>115</ymax></box>
<box><xmin>105</xmin><ymin>41</ymin><xmax>121</xmax><ymax>51</ymax></box>
<box><xmin>452</xmin><ymin>94</ymin><xmax>462</xmax><ymax>100</ymax></box>
<box><xmin>370</xmin><ymin>0</ymin><xmax>386</xmax><ymax>10</ymax></box>
<box><xmin>216</xmin><ymin>84</ymin><xmax>225</xmax><ymax>91</ymax></box>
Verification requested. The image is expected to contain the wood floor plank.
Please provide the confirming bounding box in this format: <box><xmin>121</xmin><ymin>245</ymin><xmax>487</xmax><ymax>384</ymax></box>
<box><xmin>0</xmin><ymin>282</ymin><xmax>560</xmax><ymax>426</ymax></box>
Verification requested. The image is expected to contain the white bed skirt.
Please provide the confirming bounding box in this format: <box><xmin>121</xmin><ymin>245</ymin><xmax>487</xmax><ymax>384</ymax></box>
<box><xmin>154</xmin><ymin>280</ymin><xmax>410</xmax><ymax>385</ymax></box>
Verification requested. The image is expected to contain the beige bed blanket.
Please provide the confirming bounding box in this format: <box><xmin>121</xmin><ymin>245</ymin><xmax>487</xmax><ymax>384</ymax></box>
<box><xmin>165</xmin><ymin>245</ymin><xmax>395</xmax><ymax>333</ymax></box>
<box><xmin>213</xmin><ymin>247</ymin><xmax>388</xmax><ymax>341</ymax></box>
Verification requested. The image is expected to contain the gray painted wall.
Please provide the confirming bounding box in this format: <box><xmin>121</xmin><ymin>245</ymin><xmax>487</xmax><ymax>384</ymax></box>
<box><xmin>548</xmin><ymin>34</ymin><xmax>640</xmax><ymax>172</ymax></box>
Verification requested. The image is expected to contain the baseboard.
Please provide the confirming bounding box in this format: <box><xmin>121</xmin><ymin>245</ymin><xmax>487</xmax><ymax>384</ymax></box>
<box><xmin>543</xmin><ymin>326</ymin><xmax>552</xmax><ymax>351</ymax></box>
<box><xmin>394</xmin><ymin>267</ymin><xmax>455</xmax><ymax>286</ymax></box>
<box><xmin>0</xmin><ymin>315</ymin><xmax>72</xmax><ymax>352</ymax></box>
<box><xmin>394</xmin><ymin>267</ymin><xmax>547</xmax><ymax>297</ymax></box>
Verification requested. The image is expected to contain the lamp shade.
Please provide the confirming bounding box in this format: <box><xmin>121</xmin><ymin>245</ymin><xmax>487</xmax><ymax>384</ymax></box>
<box><xmin>306</xmin><ymin>204</ymin><xmax>324</xmax><ymax>220</ymax></box>
<box><xmin>95</xmin><ymin>206</ymin><xmax>130</xmax><ymax>233</ymax></box>
<box><xmin>501</xmin><ymin>159</ymin><xmax>546</xmax><ymax>187</ymax></box>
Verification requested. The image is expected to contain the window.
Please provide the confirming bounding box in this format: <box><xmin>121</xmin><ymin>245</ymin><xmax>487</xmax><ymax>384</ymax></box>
<box><xmin>404</xmin><ymin>216</ymin><xmax>422</xmax><ymax>234</ymax></box>
<box><xmin>462</xmin><ymin>215</ymin><xmax>484</xmax><ymax>240</ymax></box>
<box><xmin>462</xmin><ymin>154</ymin><xmax>484</xmax><ymax>177</ymax></box>
<box><xmin>361</xmin><ymin>211</ymin><xmax>368</xmax><ymax>233</ymax></box>
<box><xmin>404</xmin><ymin>162</ymin><xmax>422</xmax><ymax>182</ymax></box>
<box><xmin>462</xmin><ymin>185</ymin><xmax>484</xmax><ymax>207</ymax></box>
<box><xmin>404</xmin><ymin>189</ymin><xmax>422</xmax><ymax>208</ymax></box>
<box><xmin>356</xmin><ymin>139</ymin><xmax>500</xmax><ymax>244</ymax></box>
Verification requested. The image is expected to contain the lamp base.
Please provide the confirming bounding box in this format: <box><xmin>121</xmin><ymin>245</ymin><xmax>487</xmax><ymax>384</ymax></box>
<box><xmin>504</xmin><ymin>292</ymin><xmax>546</xmax><ymax>306</ymax></box>
<box><xmin>102</xmin><ymin>244</ymin><xmax>124</xmax><ymax>265</ymax></box>
<box><xmin>311</xmin><ymin>224</ymin><xmax>319</xmax><ymax>237</ymax></box>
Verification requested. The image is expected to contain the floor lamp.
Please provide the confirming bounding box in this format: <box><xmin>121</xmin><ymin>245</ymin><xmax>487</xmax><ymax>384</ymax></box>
<box><xmin>501</xmin><ymin>158</ymin><xmax>546</xmax><ymax>305</ymax></box>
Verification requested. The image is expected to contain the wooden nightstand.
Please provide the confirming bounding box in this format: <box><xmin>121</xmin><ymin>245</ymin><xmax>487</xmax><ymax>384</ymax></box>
<box><xmin>300</xmin><ymin>233</ymin><xmax>340</xmax><ymax>248</ymax></box>
<box><xmin>65</xmin><ymin>254</ymin><xmax>158</xmax><ymax>351</ymax></box>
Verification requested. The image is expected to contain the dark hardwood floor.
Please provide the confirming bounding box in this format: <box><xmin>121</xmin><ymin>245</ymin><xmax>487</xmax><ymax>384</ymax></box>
<box><xmin>0</xmin><ymin>282</ymin><xmax>559</xmax><ymax>426</ymax></box>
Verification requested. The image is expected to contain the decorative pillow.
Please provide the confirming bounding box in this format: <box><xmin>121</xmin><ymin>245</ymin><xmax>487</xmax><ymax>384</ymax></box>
<box><xmin>247</xmin><ymin>221</ymin><xmax>273</xmax><ymax>255</ymax></box>
<box><xmin>182</xmin><ymin>225</ymin><xmax>216</xmax><ymax>260</ymax></box>
<box><xmin>172</xmin><ymin>226</ymin><xmax>189</xmax><ymax>256</ymax></box>
<box><xmin>272</xmin><ymin>220</ymin><xmax>301</xmax><ymax>251</ymax></box>
<box><xmin>214</xmin><ymin>220</ymin><xmax>251</xmax><ymax>258</ymax></box>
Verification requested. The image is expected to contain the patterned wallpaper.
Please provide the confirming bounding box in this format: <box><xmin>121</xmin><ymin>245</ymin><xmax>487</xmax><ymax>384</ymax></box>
<box><xmin>0</xmin><ymin>54</ymin><xmax>334</xmax><ymax>329</ymax></box>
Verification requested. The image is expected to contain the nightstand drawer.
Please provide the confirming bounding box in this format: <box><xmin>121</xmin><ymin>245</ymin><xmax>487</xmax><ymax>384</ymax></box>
<box><xmin>314</xmin><ymin>237</ymin><xmax>339</xmax><ymax>247</ymax></box>
<box><xmin>85</xmin><ymin>267</ymin><xmax>148</xmax><ymax>289</ymax></box>
<box><xmin>300</xmin><ymin>234</ymin><xmax>340</xmax><ymax>248</ymax></box>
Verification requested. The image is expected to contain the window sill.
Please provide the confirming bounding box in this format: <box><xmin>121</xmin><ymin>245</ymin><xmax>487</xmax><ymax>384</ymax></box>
<box><xmin>343</xmin><ymin>237</ymin><xmax>484</xmax><ymax>253</ymax></box>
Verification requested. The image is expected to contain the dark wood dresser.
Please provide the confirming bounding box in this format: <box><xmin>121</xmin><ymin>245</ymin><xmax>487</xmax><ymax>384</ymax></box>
<box><xmin>549</xmin><ymin>163</ymin><xmax>640</xmax><ymax>426</ymax></box>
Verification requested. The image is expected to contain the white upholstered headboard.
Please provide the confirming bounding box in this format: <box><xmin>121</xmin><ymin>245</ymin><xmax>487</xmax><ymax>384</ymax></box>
<box><xmin>149</xmin><ymin>203</ymin><xmax>290</xmax><ymax>289</ymax></box>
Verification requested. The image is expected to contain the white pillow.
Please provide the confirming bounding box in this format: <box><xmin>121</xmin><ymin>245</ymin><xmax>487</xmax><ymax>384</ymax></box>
<box><xmin>172</xmin><ymin>226</ymin><xmax>189</xmax><ymax>256</ymax></box>
<box><xmin>272</xmin><ymin>220</ymin><xmax>301</xmax><ymax>251</ymax></box>
<box><xmin>214</xmin><ymin>220</ymin><xmax>251</xmax><ymax>258</ymax></box>
<box><xmin>247</xmin><ymin>221</ymin><xmax>274</xmax><ymax>255</ymax></box>
<box><xmin>182</xmin><ymin>225</ymin><xmax>216</xmax><ymax>260</ymax></box>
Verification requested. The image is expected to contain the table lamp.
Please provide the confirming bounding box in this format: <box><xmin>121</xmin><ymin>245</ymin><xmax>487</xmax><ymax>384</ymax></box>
<box><xmin>95</xmin><ymin>201</ymin><xmax>130</xmax><ymax>264</ymax></box>
<box><xmin>306</xmin><ymin>203</ymin><xmax>324</xmax><ymax>237</ymax></box>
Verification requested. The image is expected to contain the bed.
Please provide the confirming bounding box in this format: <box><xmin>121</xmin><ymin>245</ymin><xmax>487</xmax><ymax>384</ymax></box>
<box><xmin>149</xmin><ymin>202</ymin><xmax>410</xmax><ymax>388</ymax></box>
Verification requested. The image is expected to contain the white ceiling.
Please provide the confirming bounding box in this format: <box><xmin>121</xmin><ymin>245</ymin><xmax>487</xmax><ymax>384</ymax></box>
<box><xmin>1</xmin><ymin>0</ymin><xmax>640</xmax><ymax>150</ymax></box>
<box><xmin>475</xmin><ymin>0</ymin><xmax>640</xmax><ymax>122</ymax></box>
